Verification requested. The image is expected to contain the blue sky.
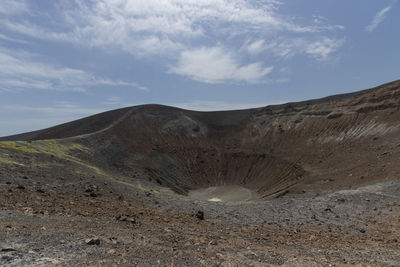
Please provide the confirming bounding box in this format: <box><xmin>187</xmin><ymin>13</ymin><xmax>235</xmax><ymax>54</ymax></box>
<box><xmin>0</xmin><ymin>0</ymin><xmax>399</xmax><ymax>136</ymax></box>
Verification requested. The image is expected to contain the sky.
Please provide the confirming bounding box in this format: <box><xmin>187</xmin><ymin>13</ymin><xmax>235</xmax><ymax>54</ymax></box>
<box><xmin>0</xmin><ymin>0</ymin><xmax>399</xmax><ymax>136</ymax></box>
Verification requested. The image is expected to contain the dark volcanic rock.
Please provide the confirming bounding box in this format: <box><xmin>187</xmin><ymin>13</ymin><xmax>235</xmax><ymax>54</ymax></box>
<box><xmin>85</xmin><ymin>237</ymin><xmax>101</xmax><ymax>245</ymax></box>
<box><xmin>195</xmin><ymin>211</ymin><xmax>204</xmax><ymax>220</ymax></box>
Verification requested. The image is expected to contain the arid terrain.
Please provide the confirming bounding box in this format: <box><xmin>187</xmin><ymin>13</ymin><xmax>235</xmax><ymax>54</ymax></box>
<box><xmin>1</xmin><ymin>80</ymin><xmax>400</xmax><ymax>266</ymax></box>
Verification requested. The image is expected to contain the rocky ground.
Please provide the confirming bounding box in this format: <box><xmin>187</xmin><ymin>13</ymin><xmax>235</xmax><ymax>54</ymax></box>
<box><xmin>1</xmin><ymin>153</ymin><xmax>400</xmax><ymax>266</ymax></box>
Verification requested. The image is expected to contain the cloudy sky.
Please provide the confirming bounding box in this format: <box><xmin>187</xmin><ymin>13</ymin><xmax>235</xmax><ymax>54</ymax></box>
<box><xmin>0</xmin><ymin>0</ymin><xmax>399</xmax><ymax>136</ymax></box>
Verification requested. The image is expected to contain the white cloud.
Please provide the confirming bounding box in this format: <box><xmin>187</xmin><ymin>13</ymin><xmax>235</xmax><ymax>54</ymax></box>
<box><xmin>72</xmin><ymin>0</ymin><xmax>284</xmax><ymax>35</ymax></box>
<box><xmin>62</xmin><ymin>0</ymin><xmax>290</xmax><ymax>57</ymax></box>
<box><xmin>306</xmin><ymin>38</ymin><xmax>346</xmax><ymax>60</ymax></box>
<box><xmin>0</xmin><ymin>49</ymin><xmax>87</xmax><ymax>92</ymax></box>
<box><xmin>247</xmin><ymin>40</ymin><xmax>266</xmax><ymax>55</ymax></box>
<box><xmin>0</xmin><ymin>48</ymin><xmax>147</xmax><ymax>92</ymax></box>
<box><xmin>0</xmin><ymin>0</ymin><xmax>28</xmax><ymax>15</ymax></box>
<box><xmin>258</xmin><ymin>37</ymin><xmax>345</xmax><ymax>61</ymax></box>
<box><xmin>172</xmin><ymin>100</ymin><xmax>282</xmax><ymax>111</ymax></box>
<box><xmin>0</xmin><ymin>0</ymin><xmax>280</xmax><ymax>56</ymax></box>
<box><xmin>98</xmin><ymin>79</ymin><xmax>148</xmax><ymax>91</ymax></box>
<box><xmin>0</xmin><ymin>33</ymin><xmax>28</xmax><ymax>44</ymax></box>
<box><xmin>365</xmin><ymin>6</ymin><xmax>392</xmax><ymax>32</ymax></box>
<box><xmin>0</xmin><ymin>0</ymin><xmax>346</xmax><ymax>84</ymax></box>
<box><xmin>169</xmin><ymin>47</ymin><xmax>273</xmax><ymax>84</ymax></box>
<box><xmin>0</xmin><ymin>21</ymin><xmax>70</xmax><ymax>42</ymax></box>
<box><xmin>0</xmin><ymin>0</ymin><xmax>344</xmax><ymax>56</ymax></box>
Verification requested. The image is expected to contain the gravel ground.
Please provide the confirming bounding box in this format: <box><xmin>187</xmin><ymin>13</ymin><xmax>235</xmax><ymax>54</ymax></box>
<box><xmin>1</xmin><ymin>168</ymin><xmax>400</xmax><ymax>266</ymax></box>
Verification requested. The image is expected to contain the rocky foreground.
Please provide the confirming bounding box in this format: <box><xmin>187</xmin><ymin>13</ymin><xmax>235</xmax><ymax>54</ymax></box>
<box><xmin>0</xmin><ymin>140</ymin><xmax>400</xmax><ymax>266</ymax></box>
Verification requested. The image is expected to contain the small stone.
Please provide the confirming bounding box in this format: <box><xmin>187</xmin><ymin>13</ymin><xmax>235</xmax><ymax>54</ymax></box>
<box><xmin>116</xmin><ymin>215</ymin><xmax>127</xmax><ymax>221</ymax></box>
<box><xmin>16</xmin><ymin>185</ymin><xmax>25</xmax><ymax>190</ymax></box>
<box><xmin>107</xmin><ymin>249</ymin><xmax>116</xmax><ymax>255</ymax></box>
<box><xmin>85</xmin><ymin>237</ymin><xmax>101</xmax><ymax>245</ymax></box>
<box><xmin>127</xmin><ymin>218</ymin><xmax>136</xmax><ymax>224</ymax></box>
<box><xmin>36</xmin><ymin>189</ymin><xmax>45</xmax><ymax>194</ymax></box>
<box><xmin>195</xmin><ymin>210</ymin><xmax>204</xmax><ymax>220</ymax></box>
<box><xmin>359</xmin><ymin>229</ymin><xmax>366</xmax><ymax>234</ymax></box>
<box><xmin>1</xmin><ymin>255</ymin><xmax>13</xmax><ymax>262</ymax></box>
<box><xmin>116</xmin><ymin>215</ymin><xmax>136</xmax><ymax>224</ymax></box>
<box><xmin>208</xmin><ymin>240</ymin><xmax>217</xmax><ymax>246</ymax></box>
<box><xmin>1</xmin><ymin>248</ymin><xmax>16</xmax><ymax>252</ymax></box>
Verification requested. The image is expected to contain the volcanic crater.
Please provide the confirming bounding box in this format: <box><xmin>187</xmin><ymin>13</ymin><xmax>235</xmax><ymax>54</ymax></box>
<box><xmin>2</xmin><ymin>80</ymin><xmax>400</xmax><ymax>265</ymax></box>
<box><xmin>4</xmin><ymin>81</ymin><xmax>400</xmax><ymax>200</ymax></box>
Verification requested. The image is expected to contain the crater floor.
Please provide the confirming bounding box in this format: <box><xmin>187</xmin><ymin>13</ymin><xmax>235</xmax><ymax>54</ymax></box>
<box><xmin>188</xmin><ymin>185</ymin><xmax>258</xmax><ymax>202</ymax></box>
